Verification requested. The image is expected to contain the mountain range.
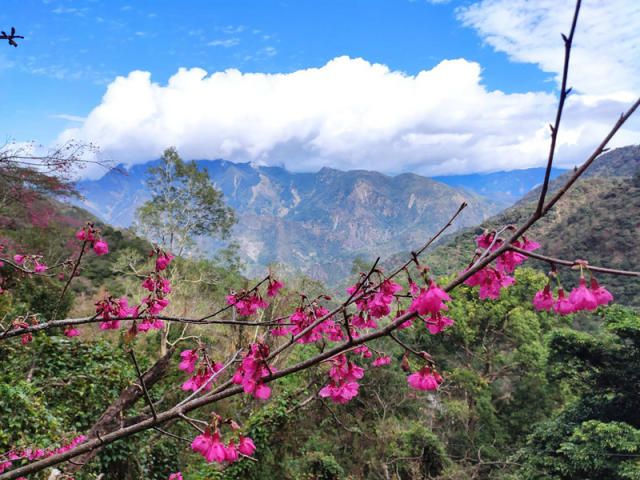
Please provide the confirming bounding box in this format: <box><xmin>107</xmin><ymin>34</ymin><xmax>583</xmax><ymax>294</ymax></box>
<box><xmin>419</xmin><ymin>144</ymin><xmax>640</xmax><ymax>305</ymax></box>
<box><xmin>75</xmin><ymin>160</ymin><xmax>566</xmax><ymax>283</ymax></box>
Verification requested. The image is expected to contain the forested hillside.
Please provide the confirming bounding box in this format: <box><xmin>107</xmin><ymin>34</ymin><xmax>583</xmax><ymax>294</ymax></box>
<box><xmin>416</xmin><ymin>145</ymin><xmax>640</xmax><ymax>306</ymax></box>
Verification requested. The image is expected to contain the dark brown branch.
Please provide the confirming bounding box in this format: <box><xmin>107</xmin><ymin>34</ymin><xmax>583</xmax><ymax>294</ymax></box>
<box><xmin>510</xmin><ymin>246</ymin><xmax>640</xmax><ymax>277</ymax></box>
<box><xmin>128</xmin><ymin>348</ymin><xmax>157</xmax><ymax>421</ymax></box>
<box><xmin>535</xmin><ymin>0</ymin><xmax>582</xmax><ymax>215</ymax></box>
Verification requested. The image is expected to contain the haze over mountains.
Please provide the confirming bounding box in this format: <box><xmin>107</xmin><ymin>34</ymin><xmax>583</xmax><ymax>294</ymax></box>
<box><xmin>75</xmin><ymin>160</ymin><xmax>566</xmax><ymax>283</ymax></box>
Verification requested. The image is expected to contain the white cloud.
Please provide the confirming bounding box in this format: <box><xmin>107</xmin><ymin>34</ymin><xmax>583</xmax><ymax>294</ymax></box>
<box><xmin>208</xmin><ymin>38</ymin><xmax>240</xmax><ymax>48</ymax></box>
<box><xmin>51</xmin><ymin>113</ymin><xmax>86</xmax><ymax>122</ymax></box>
<box><xmin>458</xmin><ymin>0</ymin><xmax>640</xmax><ymax>97</ymax></box>
<box><xmin>59</xmin><ymin>57</ymin><xmax>639</xmax><ymax>179</ymax></box>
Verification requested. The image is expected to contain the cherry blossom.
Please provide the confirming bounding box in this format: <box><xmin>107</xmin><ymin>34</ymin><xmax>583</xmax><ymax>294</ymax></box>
<box><xmin>407</xmin><ymin>367</ymin><xmax>442</xmax><ymax>391</ymax></box>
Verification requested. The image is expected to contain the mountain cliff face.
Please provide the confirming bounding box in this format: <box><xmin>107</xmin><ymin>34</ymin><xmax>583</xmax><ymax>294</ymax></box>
<box><xmin>76</xmin><ymin>160</ymin><xmax>503</xmax><ymax>283</ymax></box>
<box><xmin>418</xmin><ymin>145</ymin><xmax>640</xmax><ymax>305</ymax></box>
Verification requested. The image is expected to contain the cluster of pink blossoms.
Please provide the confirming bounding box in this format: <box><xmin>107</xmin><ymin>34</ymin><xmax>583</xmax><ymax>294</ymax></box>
<box><xmin>533</xmin><ymin>277</ymin><xmax>613</xmax><ymax>315</ymax></box>
<box><xmin>319</xmin><ymin>354</ymin><xmax>365</xmax><ymax>404</ymax></box>
<box><xmin>75</xmin><ymin>224</ymin><xmax>109</xmax><ymax>256</ymax></box>
<box><xmin>191</xmin><ymin>418</ymin><xmax>256</xmax><ymax>465</ymax></box>
<box><xmin>464</xmin><ymin>233</ymin><xmax>540</xmax><ymax>299</ymax></box>
<box><xmin>407</xmin><ymin>367</ymin><xmax>443</xmax><ymax>391</ymax></box>
<box><xmin>232</xmin><ymin>342</ymin><xmax>274</xmax><ymax>400</ymax></box>
<box><xmin>0</xmin><ymin>435</ymin><xmax>86</xmax><ymax>474</ymax></box>
<box><xmin>94</xmin><ymin>248</ymin><xmax>174</xmax><ymax>336</ymax></box>
<box><xmin>11</xmin><ymin>254</ymin><xmax>48</xmax><ymax>273</ymax></box>
<box><xmin>271</xmin><ymin>304</ymin><xmax>343</xmax><ymax>343</ymax></box>
<box><xmin>409</xmin><ymin>280</ymin><xmax>455</xmax><ymax>335</ymax></box>
<box><xmin>346</xmin><ymin>278</ymin><xmax>403</xmax><ymax>330</ymax></box>
<box><xmin>226</xmin><ymin>291</ymin><xmax>268</xmax><ymax>316</ymax></box>
<box><xmin>168</xmin><ymin>473</ymin><xmax>183</xmax><ymax>480</ymax></box>
<box><xmin>179</xmin><ymin>348</ymin><xmax>225</xmax><ymax>393</ymax></box>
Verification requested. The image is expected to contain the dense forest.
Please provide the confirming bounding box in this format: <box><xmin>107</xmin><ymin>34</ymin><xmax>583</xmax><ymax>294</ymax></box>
<box><xmin>1</xmin><ymin>142</ymin><xmax>639</xmax><ymax>479</ymax></box>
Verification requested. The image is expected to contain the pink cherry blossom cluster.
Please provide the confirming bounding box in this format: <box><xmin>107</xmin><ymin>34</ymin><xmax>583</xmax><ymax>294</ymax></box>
<box><xmin>168</xmin><ymin>473</ymin><xmax>183</xmax><ymax>480</ymax></box>
<box><xmin>0</xmin><ymin>435</ymin><xmax>86</xmax><ymax>474</ymax></box>
<box><xmin>347</xmin><ymin>278</ymin><xmax>403</xmax><ymax>327</ymax></box>
<box><xmin>266</xmin><ymin>278</ymin><xmax>284</xmax><ymax>297</ymax></box>
<box><xmin>226</xmin><ymin>277</ymin><xmax>284</xmax><ymax>317</ymax></box>
<box><xmin>93</xmin><ymin>247</ymin><xmax>174</xmax><ymax>336</ymax></box>
<box><xmin>226</xmin><ymin>292</ymin><xmax>268</xmax><ymax>316</ymax></box>
<box><xmin>533</xmin><ymin>277</ymin><xmax>613</xmax><ymax>315</ymax></box>
<box><xmin>8</xmin><ymin>317</ymin><xmax>36</xmax><ymax>345</ymax></box>
<box><xmin>409</xmin><ymin>280</ymin><xmax>455</xmax><ymax>335</ymax></box>
<box><xmin>271</xmin><ymin>305</ymin><xmax>343</xmax><ymax>343</ymax></box>
<box><xmin>319</xmin><ymin>354</ymin><xmax>365</xmax><ymax>404</ymax></box>
<box><xmin>464</xmin><ymin>233</ymin><xmax>540</xmax><ymax>299</ymax></box>
<box><xmin>75</xmin><ymin>224</ymin><xmax>109</xmax><ymax>256</ymax></box>
<box><xmin>179</xmin><ymin>348</ymin><xmax>225</xmax><ymax>393</ymax></box>
<box><xmin>407</xmin><ymin>366</ymin><xmax>443</xmax><ymax>391</ymax></box>
<box><xmin>190</xmin><ymin>416</ymin><xmax>256</xmax><ymax>464</ymax></box>
<box><xmin>232</xmin><ymin>342</ymin><xmax>274</xmax><ymax>400</ymax></box>
<box><xmin>11</xmin><ymin>254</ymin><xmax>49</xmax><ymax>273</ymax></box>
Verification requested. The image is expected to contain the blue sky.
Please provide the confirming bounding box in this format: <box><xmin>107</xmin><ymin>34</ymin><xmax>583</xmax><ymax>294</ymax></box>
<box><xmin>0</xmin><ymin>0</ymin><xmax>548</xmax><ymax>143</ymax></box>
<box><xmin>1</xmin><ymin>0</ymin><xmax>638</xmax><ymax>176</ymax></box>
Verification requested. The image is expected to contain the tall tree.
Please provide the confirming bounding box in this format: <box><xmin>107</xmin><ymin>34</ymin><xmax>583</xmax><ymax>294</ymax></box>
<box><xmin>135</xmin><ymin>147</ymin><xmax>236</xmax><ymax>255</ymax></box>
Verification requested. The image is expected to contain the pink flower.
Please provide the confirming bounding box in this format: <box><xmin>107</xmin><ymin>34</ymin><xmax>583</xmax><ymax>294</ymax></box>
<box><xmin>21</xmin><ymin>333</ymin><xmax>33</xmax><ymax>345</ymax></box>
<box><xmin>118</xmin><ymin>297</ymin><xmax>137</xmax><ymax>317</ymax></box>
<box><xmin>232</xmin><ymin>343</ymin><xmax>273</xmax><ymax>400</ymax></box>
<box><xmin>569</xmin><ymin>279</ymin><xmax>598</xmax><ymax>311</ymax></box>
<box><xmin>191</xmin><ymin>432</ymin><xmax>211</xmax><ymax>456</ymax></box>
<box><xmin>407</xmin><ymin>367</ymin><xmax>442</xmax><ymax>391</ymax></box>
<box><xmin>34</xmin><ymin>262</ymin><xmax>48</xmax><ymax>273</ymax></box>
<box><xmin>464</xmin><ymin>267</ymin><xmax>514</xmax><ymax>300</ymax></box>
<box><xmin>141</xmin><ymin>277</ymin><xmax>155</xmax><ymax>291</ymax></box>
<box><xmin>238</xmin><ymin>436</ymin><xmax>256</xmax><ymax>456</ymax></box>
<box><xmin>409</xmin><ymin>281</ymin><xmax>451</xmax><ymax>315</ymax></box>
<box><xmin>553</xmin><ymin>288</ymin><xmax>574</xmax><ymax>316</ymax></box>
<box><xmin>227</xmin><ymin>293</ymin><xmax>268</xmax><ymax>316</ymax></box>
<box><xmin>267</xmin><ymin>279</ymin><xmax>284</xmax><ymax>297</ymax></box>
<box><xmin>425</xmin><ymin>313</ymin><xmax>454</xmax><ymax>335</ymax></box>
<box><xmin>160</xmin><ymin>278</ymin><xmax>172</xmax><ymax>294</ymax></box>
<box><xmin>64</xmin><ymin>327</ymin><xmax>80</xmax><ymax>337</ymax></box>
<box><xmin>168</xmin><ymin>473</ymin><xmax>183</xmax><ymax>480</ymax></box>
<box><xmin>93</xmin><ymin>240</ymin><xmax>109</xmax><ymax>256</ymax></box>
<box><xmin>225</xmin><ymin>440</ymin><xmax>239</xmax><ymax>463</ymax></box>
<box><xmin>372</xmin><ymin>355</ymin><xmax>391</xmax><ymax>367</ymax></box>
<box><xmin>145</xmin><ymin>297</ymin><xmax>169</xmax><ymax>315</ymax></box>
<box><xmin>533</xmin><ymin>285</ymin><xmax>554</xmax><ymax>311</ymax></box>
<box><xmin>205</xmin><ymin>432</ymin><xmax>227</xmax><ymax>463</ymax></box>
<box><xmin>320</xmin><ymin>354</ymin><xmax>365</xmax><ymax>404</ymax></box>
<box><xmin>179</xmin><ymin>349</ymin><xmax>199</xmax><ymax>373</ymax></box>
<box><xmin>351</xmin><ymin>314</ymin><xmax>377</xmax><ymax>330</ymax></box>
<box><xmin>155</xmin><ymin>253</ymin><xmax>174</xmax><ymax>271</ymax></box>
<box><xmin>75</xmin><ymin>229</ymin><xmax>87</xmax><ymax>241</ymax></box>
<box><xmin>319</xmin><ymin>381</ymin><xmax>360</xmax><ymax>404</ymax></box>
<box><xmin>476</xmin><ymin>231</ymin><xmax>498</xmax><ymax>249</ymax></box>
<box><xmin>192</xmin><ymin>431</ymin><xmax>227</xmax><ymax>464</ymax></box>
<box><xmin>590</xmin><ymin>278</ymin><xmax>613</xmax><ymax>306</ymax></box>
<box><xmin>353</xmin><ymin>345</ymin><xmax>372</xmax><ymax>359</ymax></box>
<box><xmin>13</xmin><ymin>254</ymin><xmax>25</xmax><ymax>264</ymax></box>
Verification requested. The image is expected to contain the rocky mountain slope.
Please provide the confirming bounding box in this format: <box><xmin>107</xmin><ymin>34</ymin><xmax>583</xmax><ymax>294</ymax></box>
<box><xmin>417</xmin><ymin>145</ymin><xmax>640</xmax><ymax>305</ymax></box>
<box><xmin>76</xmin><ymin>161</ymin><xmax>506</xmax><ymax>283</ymax></box>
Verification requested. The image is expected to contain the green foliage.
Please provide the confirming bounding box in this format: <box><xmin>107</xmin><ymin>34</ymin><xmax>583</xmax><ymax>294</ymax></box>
<box><xmin>516</xmin><ymin>306</ymin><xmax>640</xmax><ymax>480</ymax></box>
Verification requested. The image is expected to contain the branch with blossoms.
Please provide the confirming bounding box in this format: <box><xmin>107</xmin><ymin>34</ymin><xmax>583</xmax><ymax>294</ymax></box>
<box><xmin>1</xmin><ymin>2</ymin><xmax>640</xmax><ymax>478</ymax></box>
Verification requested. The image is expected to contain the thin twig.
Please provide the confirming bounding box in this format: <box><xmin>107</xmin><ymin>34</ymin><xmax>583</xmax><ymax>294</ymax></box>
<box><xmin>128</xmin><ymin>348</ymin><xmax>157</xmax><ymax>421</ymax></box>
